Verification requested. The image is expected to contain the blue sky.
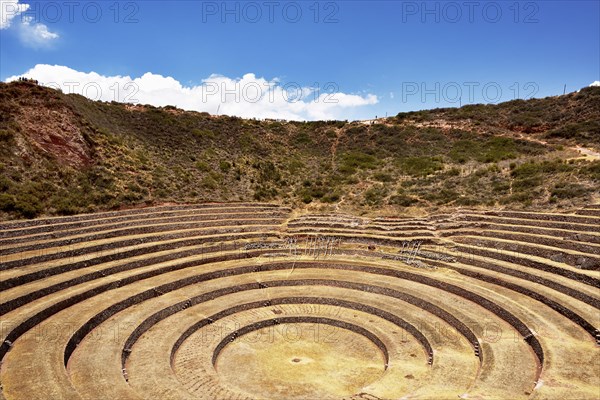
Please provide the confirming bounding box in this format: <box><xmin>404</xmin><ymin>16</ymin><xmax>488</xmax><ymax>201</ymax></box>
<box><xmin>1</xmin><ymin>1</ymin><xmax>599</xmax><ymax>120</ymax></box>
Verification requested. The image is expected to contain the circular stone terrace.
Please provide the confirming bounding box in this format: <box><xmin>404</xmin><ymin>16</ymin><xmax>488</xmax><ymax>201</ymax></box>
<box><xmin>0</xmin><ymin>203</ymin><xmax>599</xmax><ymax>399</ymax></box>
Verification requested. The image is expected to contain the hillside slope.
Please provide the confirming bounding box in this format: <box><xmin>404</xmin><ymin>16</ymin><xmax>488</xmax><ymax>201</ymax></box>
<box><xmin>0</xmin><ymin>81</ymin><xmax>599</xmax><ymax>220</ymax></box>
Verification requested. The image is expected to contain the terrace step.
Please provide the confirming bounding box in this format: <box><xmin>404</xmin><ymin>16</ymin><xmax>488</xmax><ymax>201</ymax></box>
<box><xmin>1</xmin><ymin>205</ymin><xmax>599</xmax><ymax>400</ymax></box>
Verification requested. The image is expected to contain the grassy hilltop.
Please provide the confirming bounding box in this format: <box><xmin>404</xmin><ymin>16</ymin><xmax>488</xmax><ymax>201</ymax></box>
<box><xmin>0</xmin><ymin>80</ymin><xmax>599</xmax><ymax>220</ymax></box>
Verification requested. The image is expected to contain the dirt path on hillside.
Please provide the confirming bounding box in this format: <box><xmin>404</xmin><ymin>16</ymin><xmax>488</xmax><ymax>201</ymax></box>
<box><xmin>356</xmin><ymin>118</ymin><xmax>600</xmax><ymax>163</ymax></box>
<box><xmin>515</xmin><ymin>133</ymin><xmax>548</xmax><ymax>146</ymax></box>
<box><xmin>573</xmin><ymin>146</ymin><xmax>600</xmax><ymax>160</ymax></box>
<box><xmin>513</xmin><ymin>133</ymin><xmax>600</xmax><ymax>161</ymax></box>
<box><xmin>334</xmin><ymin>195</ymin><xmax>346</xmax><ymax>212</ymax></box>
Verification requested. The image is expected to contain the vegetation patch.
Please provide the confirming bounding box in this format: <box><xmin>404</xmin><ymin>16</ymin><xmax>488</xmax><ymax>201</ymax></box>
<box><xmin>0</xmin><ymin>81</ymin><xmax>598</xmax><ymax>218</ymax></box>
<box><xmin>397</xmin><ymin>157</ymin><xmax>443</xmax><ymax>176</ymax></box>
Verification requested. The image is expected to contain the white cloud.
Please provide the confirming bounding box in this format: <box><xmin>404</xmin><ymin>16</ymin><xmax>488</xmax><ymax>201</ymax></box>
<box><xmin>590</xmin><ymin>81</ymin><xmax>600</xmax><ymax>87</ymax></box>
<box><xmin>0</xmin><ymin>0</ymin><xmax>28</xmax><ymax>29</ymax></box>
<box><xmin>1</xmin><ymin>0</ymin><xmax>59</xmax><ymax>46</ymax></box>
<box><xmin>6</xmin><ymin>64</ymin><xmax>378</xmax><ymax>121</ymax></box>
<box><xmin>17</xmin><ymin>16</ymin><xmax>59</xmax><ymax>46</ymax></box>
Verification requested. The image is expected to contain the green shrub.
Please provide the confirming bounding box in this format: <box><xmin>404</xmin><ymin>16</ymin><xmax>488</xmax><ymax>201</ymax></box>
<box><xmin>155</xmin><ymin>188</ymin><xmax>171</xmax><ymax>198</ymax></box>
<box><xmin>491</xmin><ymin>180</ymin><xmax>510</xmax><ymax>193</ymax></box>
<box><xmin>390</xmin><ymin>193</ymin><xmax>419</xmax><ymax>207</ymax></box>
<box><xmin>201</xmin><ymin>176</ymin><xmax>218</xmax><ymax>190</ymax></box>
<box><xmin>0</xmin><ymin>129</ymin><xmax>13</xmax><ymax>141</ymax></box>
<box><xmin>363</xmin><ymin>186</ymin><xmax>388</xmax><ymax>206</ymax></box>
<box><xmin>322</xmin><ymin>191</ymin><xmax>341</xmax><ymax>203</ymax></box>
<box><xmin>373</xmin><ymin>172</ymin><xmax>394</xmax><ymax>182</ymax></box>
<box><xmin>512</xmin><ymin>176</ymin><xmax>543</xmax><ymax>191</ymax></box>
<box><xmin>551</xmin><ymin>182</ymin><xmax>588</xmax><ymax>199</ymax></box>
<box><xmin>501</xmin><ymin>191</ymin><xmax>534</xmax><ymax>205</ymax></box>
<box><xmin>0</xmin><ymin>193</ymin><xmax>15</xmax><ymax>212</ymax></box>
<box><xmin>287</xmin><ymin>159</ymin><xmax>304</xmax><ymax>174</ymax></box>
<box><xmin>127</xmin><ymin>182</ymin><xmax>147</xmax><ymax>194</ymax></box>
<box><xmin>13</xmin><ymin>193</ymin><xmax>43</xmax><ymax>218</ymax></box>
<box><xmin>398</xmin><ymin>157</ymin><xmax>443</xmax><ymax>176</ymax></box>
<box><xmin>449</xmin><ymin>137</ymin><xmax>523</xmax><ymax>164</ymax></box>
<box><xmin>192</xmin><ymin>128</ymin><xmax>215</xmax><ymax>140</ymax></box>
<box><xmin>340</xmin><ymin>152</ymin><xmax>379</xmax><ymax>172</ymax></box>
<box><xmin>510</xmin><ymin>162</ymin><xmax>541</xmax><ymax>179</ymax></box>
<box><xmin>338</xmin><ymin>164</ymin><xmax>357</xmax><ymax>175</ymax></box>
<box><xmin>253</xmin><ymin>185</ymin><xmax>277</xmax><ymax>201</ymax></box>
<box><xmin>455</xmin><ymin>196</ymin><xmax>480</xmax><ymax>206</ymax></box>
<box><xmin>580</xmin><ymin>161</ymin><xmax>600</xmax><ymax>181</ymax></box>
<box><xmin>449</xmin><ymin>140</ymin><xmax>479</xmax><ymax>163</ymax></box>
<box><xmin>0</xmin><ymin>176</ymin><xmax>11</xmax><ymax>191</ymax></box>
<box><xmin>294</xmin><ymin>132</ymin><xmax>313</xmax><ymax>145</ymax></box>
<box><xmin>444</xmin><ymin>167</ymin><xmax>461</xmax><ymax>177</ymax></box>
<box><xmin>511</xmin><ymin>160</ymin><xmax>571</xmax><ymax>180</ymax></box>
<box><xmin>423</xmin><ymin>189</ymin><xmax>459</xmax><ymax>205</ymax></box>
<box><xmin>478</xmin><ymin>137</ymin><xmax>517</xmax><ymax>163</ymax></box>
<box><xmin>54</xmin><ymin>199</ymin><xmax>80</xmax><ymax>215</ymax></box>
<box><xmin>346</xmin><ymin>125</ymin><xmax>368</xmax><ymax>136</ymax></box>
<box><xmin>509</xmin><ymin>112</ymin><xmax>544</xmax><ymax>132</ymax></box>
<box><xmin>196</xmin><ymin>161</ymin><xmax>210</xmax><ymax>172</ymax></box>
<box><xmin>256</xmin><ymin>161</ymin><xmax>281</xmax><ymax>183</ymax></box>
<box><xmin>301</xmin><ymin>193</ymin><xmax>313</xmax><ymax>204</ymax></box>
<box><xmin>545</xmin><ymin>120</ymin><xmax>600</xmax><ymax>142</ymax></box>
<box><xmin>119</xmin><ymin>190</ymin><xmax>143</xmax><ymax>203</ymax></box>
<box><xmin>219</xmin><ymin>160</ymin><xmax>232</xmax><ymax>173</ymax></box>
<box><xmin>298</xmin><ymin>182</ymin><xmax>327</xmax><ymax>200</ymax></box>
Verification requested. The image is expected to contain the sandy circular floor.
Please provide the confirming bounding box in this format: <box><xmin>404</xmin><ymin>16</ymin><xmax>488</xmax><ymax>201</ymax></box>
<box><xmin>178</xmin><ymin>322</ymin><xmax>387</xmax><ymax>399</ymax></box>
